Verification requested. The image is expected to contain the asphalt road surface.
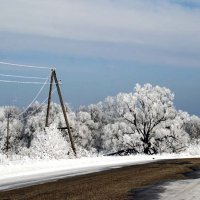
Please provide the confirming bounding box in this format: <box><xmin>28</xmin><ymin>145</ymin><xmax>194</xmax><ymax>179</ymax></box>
<box><xmin>130</xmin><ymin>165</ymin><xmax>200</xmax><ymax>200</ymax></box>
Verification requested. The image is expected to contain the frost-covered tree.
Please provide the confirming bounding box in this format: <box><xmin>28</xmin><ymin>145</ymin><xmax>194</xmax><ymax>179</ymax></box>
<box><xmin>73</xmin><ymin>111</ymin><xmax>98</xmax><ymax>153</ymax></box>
<box><xmin>79</xmin><ymin>104</ymin><xmax>109</xmax><ymax>153</ymax></box>
<box><xmin>102</xmin><ymin>122</ymin><xmax>142</xmax><ymax>154</ymax></box>
<box><xmin>20</xmin><ymin>102</ymin><xmax>69</xmax><ymax>148</ymax></box>
<box><xmin>0</xmin><ymin>106</ymin><xmax>22</xmax><ymax>153</ymax></box>
<box><xmin>21</xmin><ymin>125</ymin><xmax>72</xmax><ymax>159</ymax></box>
<box><xmin>19</xmin><ymin>103</ymin><xmax>95</xmax><ymax>157</ymax></box>
<box><xmin>151</xmin><ymin>111</ymin><xmax>190</xmax><ymax>153</ymax></box>
<box><xmin>98</xmin><ymin>84</ymin><xmax>188</xmax><ymax>154</ymax></box>
<box><xmin>184</xmin><ymin>115</ymin><xmax>200</xmax><ymax>140</ymax></box>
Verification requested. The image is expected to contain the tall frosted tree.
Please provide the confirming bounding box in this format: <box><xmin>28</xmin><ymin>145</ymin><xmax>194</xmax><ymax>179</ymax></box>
<box><xmin>101</xmin><ymin>84</ymin><xmax>188</xmax><ymax>154</ymax></box>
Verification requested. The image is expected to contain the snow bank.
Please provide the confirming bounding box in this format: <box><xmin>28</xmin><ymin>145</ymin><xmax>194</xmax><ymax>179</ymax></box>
<box><xmin>0</xmin><ymin>153</ymin><xmax>199</xmax><ymax>191</ymax></box>
<box><xmin>184</xmin><ymin>142</ymin><xmax>200</xmax><ymax>156</ymax></box>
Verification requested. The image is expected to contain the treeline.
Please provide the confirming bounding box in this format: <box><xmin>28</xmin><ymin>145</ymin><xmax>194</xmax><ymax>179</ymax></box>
<box><xmin>0</xmin><ymin>84</ymin><xmax>200</xmax><ymax>159</ymax></box>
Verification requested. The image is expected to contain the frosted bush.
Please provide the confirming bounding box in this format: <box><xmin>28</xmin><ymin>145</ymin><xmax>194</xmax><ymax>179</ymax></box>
<box><xmin>27</xmin><ymin>125</ymin><xmax>72</xmax><ymax>159</ymax></box>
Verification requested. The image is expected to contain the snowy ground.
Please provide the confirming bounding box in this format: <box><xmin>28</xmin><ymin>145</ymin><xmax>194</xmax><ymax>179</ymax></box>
<box><xmin>160</xmin><ymin>177</ymin><xmax>200</xmax><ymax>200</ymax></box>
<box><xmin>0</xmin><ymin>153</ymin><xmax>199</xmax><ymax>191</ymax></box>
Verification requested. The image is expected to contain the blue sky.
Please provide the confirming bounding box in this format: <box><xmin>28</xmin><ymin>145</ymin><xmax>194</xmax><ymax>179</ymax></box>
<box><xmin>0</xmin><ymin>0</ymin><xmax>200</xmax><ymax>115</ymax></box>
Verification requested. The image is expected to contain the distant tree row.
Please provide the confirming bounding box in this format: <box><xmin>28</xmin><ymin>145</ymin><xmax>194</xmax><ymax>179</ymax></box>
<box><xmin>0</xmin><ymin>84</ymin><xmax>200</xmax><ymax>159</ymax></box>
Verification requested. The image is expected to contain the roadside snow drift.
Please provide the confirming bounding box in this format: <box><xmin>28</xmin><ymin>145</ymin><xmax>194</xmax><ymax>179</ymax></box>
<box><xmin>0</xmin><ymin>154</ymin><xmax>199</xmax><ymax>191</ymax></box>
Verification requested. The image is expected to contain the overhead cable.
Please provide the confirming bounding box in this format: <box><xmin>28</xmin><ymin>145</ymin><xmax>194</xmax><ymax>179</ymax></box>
<box><xmin>0</xmin><ymin>61</ymin><xmax>51</xmax><ymax>70</ymax></box>
<box><xmin>0</xmin><ymin>73</ymin><xmax>48</xmax><ymax>80</ymax></box>
<box><xmin>18</xmin><ymin>77</ymin><xmax>51</xmax><ymax>117</ymax></box>
<box><xmin>0</xmin><ymin>79</ymin><xmax>54</xmax><ymax>84</ymax></box>
<box><xmin>21</xmin><ymin>88</ymin><xmax>57</xmax><ymax>120</ymax></box>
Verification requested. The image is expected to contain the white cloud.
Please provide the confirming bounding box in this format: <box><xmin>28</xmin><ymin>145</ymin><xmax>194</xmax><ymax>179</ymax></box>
<box><xmin>0</xmin><ymin>0</ymin><xmax>200</xmax><ymax>67</ymax></box>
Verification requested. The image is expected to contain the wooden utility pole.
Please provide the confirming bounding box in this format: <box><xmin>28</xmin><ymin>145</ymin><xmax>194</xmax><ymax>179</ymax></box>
<box><xmin>45</xmin><ymin>69</ymin><xmax>54</xmax><ymax>127</ymax></box>
<box><xmin>45</xmin><ymin>69</ymin><xmax>76</xmax><ymax>155</ymax></box>
<box><xmin>6</xmin><ymin>114</ymin><xmax>10</xmax><ymax>155</ymax></box>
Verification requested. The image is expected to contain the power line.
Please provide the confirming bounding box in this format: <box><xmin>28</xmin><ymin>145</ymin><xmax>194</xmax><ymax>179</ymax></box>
<box><xmin>0</xmin><ymin>73</ymin><xmax>48</xmax><ymax>80</ymax></box>
<box><xmin>0</xmin><ymin>61</ymin><xmax>51</xmax><ymax>70</ymax></box>
<box><xmin>18</xmin><ymin>77</ymin><xmax>51</xmax><ymax>117</ymax></box>
<box><xmin>0</xmin><ymin>79</ymin><xmax>54</xmax><ymax>84</ymax></box>
<box><xmin>21</xmin><ymin>88</ymin><xmax>57</xmax><ymax>121</ymax></box>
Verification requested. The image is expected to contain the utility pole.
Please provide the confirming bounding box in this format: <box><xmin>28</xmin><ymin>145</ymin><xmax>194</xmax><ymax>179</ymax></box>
<box><xmin>45</xmin><ymin>69</ymin><xmax>54</xmax><ymax>127</ymax></box>
<box><xmin>6</xmin><ymin>113</ymin><xmax>10</xmax><ymax>157</ymax></box>
<box><xmin>45</xmin><ymin>69</ymin><xmax>76</xmax><ymax>155</ymax></box>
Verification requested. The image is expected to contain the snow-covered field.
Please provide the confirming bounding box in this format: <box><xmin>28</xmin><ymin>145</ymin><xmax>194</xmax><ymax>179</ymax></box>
<box><xmin>0</xmin><ymin>153</ymin><xmax>199</xmax><ymax>191</ymax></box>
